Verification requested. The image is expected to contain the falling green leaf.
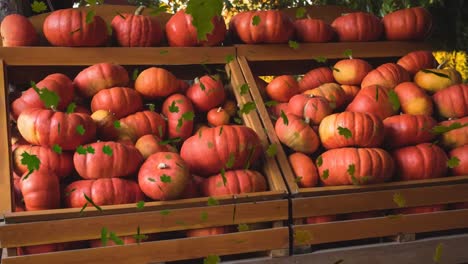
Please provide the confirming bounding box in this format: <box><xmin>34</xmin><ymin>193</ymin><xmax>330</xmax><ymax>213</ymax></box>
<box><xmin>219</xmin><ymin>126</ymin><xmax>223</xmax><ymax>136</ymax></box>
<box><xmin>168</xmin><ymin>101</ymin><xmax>179</xmax><ymax>113</ymax></box>
<box><xmin>109</xmin><ymin>232</ymin><xmax>124</xmax><ymax>245</ymax></box>
<box><xmin>158</xmin><ymin>124</ymin><xmax>163</xmax><ymax>137</ymax></box>
<box><xmin>433</xmin><ymin>243</ymin><xmax>443</xmax><ymax>263</ymax></box>
<box><xmin>159</xmin><ymin>137</ymin><xmax>182</xmax><ymax>145</ymax></box>
<box><xmin>148</xmin><ymin>177</ymin><xmax>156</xmax><ymax>182</ymax></box>
<box><xmin>288</xmin><ymin>40</ymin><xmax>299</xmax><ymax>50</ymax></box>
<box><xmin>87</xmin><ymin>146</ymin><xmax>95</xmax><ymax>154</ymax></box>
<box><xmin>207</xmin><ymin>197</ymin><xmax>219</xmax><ymax>206</ymax></box>
<box><xmin>252</xmin><ymin>15</ymin><xmax>261</xmax><ymax>26</ymax></box>
<box><xmin>132</xmin><ymin>69</ymin><xmax>139</xmax><ymax>81</ymax></box>
<box><xmin>234</xmin><ymin>117</ymin><xmax>243</xmax><ymax>124</ymax></box>
<box><xmin>20</xmin><ymin>152</ymin><xmax>40</xmax><ymax>179</ymax></box>
<box><xmin>76</xmin><ymin>125</ymin><xmax>85</xmax><ymax>135</ymax></box>
<box><xmin>66</xmin><ymin>102</ymin><xmax>76</xmax><ymax>113</ymax></box>
<box><xmin>280</xmin><ymin>110</ymin><xmax>289</xmax><ymax>125</ymax></box>
<box><xmin>220</xmin><ymin>168</ymin><xmax>227</xmax><ymax>186</ymax></box>
<box><xmin>31</xmin><ymin>0</ymin><xmax>47</xmax><ymax>13</ymax></box>
<box><xmin>447</xmin><ymin>156</ymin><xmax>460</xmax><ymax>168</ymax></box>
<box><xmin>343</xmin><ymin>49</ymin><xmax>353</xmax><ymax>58</ymax></box>
<box><xmin>265</xmin><ymin>100</ymin><xmax>278</xmax><ymax>107</ymax></box>
<box><xmin>160</xmin><ymin>209</ymin><xmax>171</xmax><ymax>215</ymax></box>
<box><xmin>266</xmin><ymin>144</ymin><xmax>278</xmax><ymax>157</ymax></box>
<box><xmin>422</xmin><ymin>69</ymin><xmax>450</xmax><ymax>79</ymax></box>
<box><xmin>294</xmin><ymin>230</ymin><xmax>313</xmax><ymax>244</ymax></box>
<box><xmin>101</xmin><ymin>227</ymin><xmax>108</xmax><ymax>247</ymax></box>
<box><xmin>65</xmin><ymin>188</ymin><xmax>76</xmax><ymax>197</ymax></box>
<box><xmin>225</xmin><ymin>54</ymin><xmax>235</xmax><ymax>64</ymax></box>
<box><xmin>136</xmin><ymin>200</ymin><xmax>145</xmax><ymax>209</ymax></box>
<box><xmin>316</xmin><ymin>155</ymin><xmax>323</xmax><ymax>167</ymax></box>
<box><xmin>31</xmin><ymin>81</ymin><xmax>60</xmax><ymax>110</ymax></box>
<box><xmin>239</xmin><ymin>83</ymin><xmax>249</xmax><ymax>95</ymax></box>
<box><xmin>314</xmin><ymin>56</ymin><xmax>328</xmax><ymax>63</ymax></box>
<box><xmin>76</xmin><ymin>145</ymin><xmax>87</xmax><ymax>155</ymax></box>
<box><xmin>84</xmin><ymin>194</ymin><xmax>103</xmax><ymax>212</ymax></box>
<box><xmin>331</xmin><ymin>67</ymin><xmax>340</xmax><ymax>72</ymax></box>
<box><xmin>239</xmin><ymin>102</ymin><xmax>256</xmax><ymax>115</ymax></box>
<box><xmin>237</xmin><ymin>223</ymin><xmax>250</xmax><ymax>232</ymax></box>
<box><xmin>102</xmin><ymin>145</ymin><xmax>113</xmax><ymax>156</ymax></box>
<box><xmin>70</xmin><ymin>28</ymin><xmax>81</xmax><ymax>35</ymax></box>
<box><xmin>160</xmin><ymin>174</ymin><xmax>172</xmax><ymax>183</ymax></box>
<box><xmin>52</xmin><ymin>144</ymin><xmax>62</xmax><ymax>154</ymax></box>
<box><xmin>203</xmin><ymin>255</ymin><xmax>221</xmax><ymax>264</ymax></box>
<box><xmin>79</xmin><ymin>202</ymin><xmax>88</xmax><ymax>216</ymax></box>
<box><xmin>295</xmin><ymin>7</ymin><xmax>307</xmax><ymax>18</ymax></box>
<box><xmin>338</xmin><ymin>126</ymin><xmax>352</xmax><ymax>139</ymax></box>
<box><xmin>113</xmin><ymin>120</ymin><xmax>121</xmax><ymax>129</ymax></box>
<box><xmin>182</xmin><ymin>111</ymin><xmax>195</xmax><ymax>121</ymax></box>
<box><xmin>294</xmin><ymin>176</ymin><xmax>303</xmax><ymax>183</ymax></box>
<box><xmin>159</xmin><ymin>50</ymin><xmax>169</xmax><ymax>55</ymax></box>
<box><xmin>200</xmin><ymin>211</ymin><xmax>208</xmax><ymax>221</ymax></box>
<box><xmin>431</xmin><ymin>122</ymin><xmax>468</xmax><ymax>135</ymax></box>
<box><xmin>85</xmin><ymin>10</ymin><xmax>96</xmax><ymax>24</ymax></box>
<box><xmin>185</xmin><ymin>0</ymin><xmax>223</xmax><ymax>41</ymax></box>
<box><xmin>388</xmin><ymin>90</ymin><xmax>401</xmax><ymax>111</ymax></box>
<box><xmin>393</xmin><ymin>192</ymin><xmax>406</xmax><ymax>208</ymax></box>
<box><xmin>200</xmin><ymin>81</ymin><xmax>206</xmax><ymax>91</ymax></box>
<box><xmin>225</xmin><ymin>153</ymin><xmax>235</xmax><ymax>168</ymax></box>
<box><xmin>322</xmin><ymin>169</ymin><xmax>329</xmax><ymax>179</ymax></box>
<box><xmin>147</xmin><ymin>103</ymin><xmax>155</xmax><ymax>112</ymax></box>
<box><xmin>133</xmin><ymin>226</ymin><xmax>148</xmax><ymax>244</ymax></box>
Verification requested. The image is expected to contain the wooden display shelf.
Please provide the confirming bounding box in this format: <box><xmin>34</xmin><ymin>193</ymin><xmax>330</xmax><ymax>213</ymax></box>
<box><xmin>0</xmin><ymin>48</ymin><xmax>289</xmax><ymax>263</ymax></box>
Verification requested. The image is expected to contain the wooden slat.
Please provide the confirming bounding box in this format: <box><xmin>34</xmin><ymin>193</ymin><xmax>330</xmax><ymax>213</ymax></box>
<box><xmin>293</xmin><ymin>209</ymin><xmax>468</xmax><ymax>246</ymax></box>
<box><xmin>0</xmin><ymin>47</ymin><xmax>235</xmax><ymax>66</ymax></box>
<box><xmin>235</xmin><ymin>42</ymin><xmax>432</xmax><ymax>62</ymax></box>
<box><xmin>293</xmin><ymin>183</ymin><xmax>468</xmax><ymax>218</ymax></box>
<box><xmin>237</xmin><ymin>56</ymin><xmax>299</xmax><ymax>195</ymax></box>
<box><xmin>0</xmin><ymin>60</ymin><xmax>12</xmax><ymax>216</ymax></box>
<box><xmin>1</xmin><ymin>228</ymin><xmax>290</xmax><ymax>264</ymax></box>
<box><xmin>0</xmin><ymin>200</ymin><xmax>288</xmax><ymax>248</ymax></box>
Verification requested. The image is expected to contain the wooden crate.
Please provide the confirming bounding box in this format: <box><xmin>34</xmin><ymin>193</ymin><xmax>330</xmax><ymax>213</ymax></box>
<box><xmin>0</xmin><ymin>43</ymin><xmax>291</xmax><ymax>263</ymax></box>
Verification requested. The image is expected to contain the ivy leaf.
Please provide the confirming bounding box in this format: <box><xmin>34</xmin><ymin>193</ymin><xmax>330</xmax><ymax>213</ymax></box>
<box><xmin>84</xmin><ymin>194</ymin><xmax>103</xmax><ymax>212</ymax></box>
<box><xmin>393</xmin><ymin>192</ymin><xmax>406</xmax><ymax>208</ymax></box>
<box><xmin>422</xmin><ymin>69</ymin><xmax>450</xmax><ymax>79</ymax></box>
<box><xmin>185</xmin><ymin>0</ymin><xmax>223</xmax><ymax>41</ymax></box>
<box><xmin>294</xmin><ymin>230</ymin><xmax>313</xmax><ymax>244</ymax></box>
<box><xmin>431</xmin><ymin>122</ymin><xmax>468</xmax><ymax>135</ymax></box>
<box><xmin>160</xmin><ymin>174</ymin><xmax>172</xmax><ymax>183</ymax></box>
<box><xmin>316</xmin><ymin>155</ymin><xmax>323</xmax><ymax>167</ymax></box>
<box><xmin>252</xmin><ymin>15</ymin><xmax>261</xmax><ymax>26</ymax></box>
<box><xmin>314</xmin><ymin>56</ymin><xmax>328</xmax><ymax>63</ymax></box>
<box><xmin>136</xmin><ymin>200</ymin><xmax>145</xmax><ymax>209</ymax></box>
<box><xmin>132</xmin><ymin>69</ymin><xmax>139</xmax><ymax>81</ymax></box>
<box><xmin>85</xmin><ymin>10</ymin><xmax>96</xmax><ymax>24</ymax></box>
<box><xmin>447</xmin><ymin>156</ymin><xmax>460</xmax><ymax>168</ymax></box>
<box><xmin>66</xmin><ymin>102</ymin><xmax>76</xmax><ymax>113</ymax></box>
<box><xmin>322</xmin><ymin>169</ymin><xmax>329</xmax><ymax>179</ymax></box>
<box><xmin>203</xmin><ymin>255</ymin><xmax>221</xmax><ymax>264</ymax></box>
<box><xmin>109</xmin><ymin>232</ymin><xmax>124</xmax><ymax>245</ymax></box>
<box><xmin>225</xmin><ymin>153</ymin><xmax>235</xmax><ymax>168</ymax></box>
<box><xmin>200</xmin><ymin>211</ymin><xmax>208</xmax><ymax>221</ymax></box>
<box><xmin>20</xmin><ymin>152</ymin><xmax>40</xmax><ymax>178</ymax></box>
<box><xmin>265</xmin><ymin>100</ymin><xmax>278</xmax><ymax>107</ymax></box>
<box><xmin>288</xmin><ymin>40</ymin><xmax>299</xmax><ymax>50</ymax></box>
<box><xmin>160</xmin><ymin>209</ymin><xmax>171</xmax><ymax>215</ymax></box>
<box><xmin>102</xmin><ymin>145</ymin><xmax>113</xmax><ymax>156</ymax></box>
<box><xmin>52</xmin><ymin>144</ymin><xmax>62</xmax><ymax>154</ymax></box>
<box><xmin>337</xmin><ymin>126</ymin><xmax>352</xmax><ymax>139</ymax></box>
<box><xmin>237</xmin><ymin>223</ymin><xmax>249</xmax><ymax>232</ymax></box>
<box><xmin>113</xmin><ymin>120</ymin><xmax>121</xmax><ymax>129</ymax></box>
<box><xmin>343</xmin><ymin>49</ymin><xmax>353</xmax><ymax>58</ymax></box>
<box><xmin>433</xmin><ymin>243</ymin><xmax>443</xmax><ymax>263</ymax></box>
<box><xmin>101</xmin><ymin>227</ymin><xmax>108</xmax><ymax>247</ymax></box>
<box><xmin>295</xmin><ymin>7</ymin><xmax>307</xmax><ymax>18</ymax></box>
<box><xmin>168</xmin><ymin>101</ymin><xmax>179</xmax><ymax>113</ymax></box>
<box><xmin>280</xmin><ymin>110</ymin><xmax>289</xmax><ymax>125</ymax></box>
<box><xmin>225</xmin><ymin>54</ymin><xmax>234</xmax><ymax>64</ymax></box>
<box><xmin>239</xmin><ymin>83</ymin><xmax>249</xmax><ymax>95</ymax></box>
<box><xmin>239</xmin><ymin>102</ymin><xmax>256</xmax><ymax>115</ymax></box>
<box><xmin>76</xmin><ymin>125</ymin><xmax>85</xmax><ymax>135</ymax></box>
<box><xmin>31</xmin><ymin>0</ymin><xmax>47</xmax><ymax>13</ymax></box>
<box><xmin>31</xmin><ymin>81</ymin><xmax>60</xmax><ymax>110</ymax></box>
<box><xmin>207</xmin><ymin>197</ymin><xmax>219</xmax><ymax>206</ymax></box>
<box><xmin>388</xmin><ymin>90</ymin><xmax>401</xmax><ymax>111</ymax></box>
<box><xmin>266</xmin><ymin>144</ymin><xmax>277</xmax><ymax>157</ymax></box>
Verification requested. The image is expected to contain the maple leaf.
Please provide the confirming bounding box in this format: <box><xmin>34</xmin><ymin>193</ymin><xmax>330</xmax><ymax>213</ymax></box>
<box><xmin>266</xmin><ymin>144</ymin><xmax>277</xmax><ymax>157</ymax></box>
<box><xmin>31</xmin><ymin>0</ymin><xmax>47</xmax><ymax>13</ymax></box>
<box><xmin>20</xmin><ymin>152</ymin><xmax>41</xmax><ymax>179</ymax></box>
<box><xmin>447</xmin><ymin>156</ymin><xmax>460</xmax><ymax>168</ymax></box>
<box><xmin>85</xmin><ymin>10</ymin><xmax>95</xmax><ymax>24</ymax></box>
<box><xmin>393</xmin><ymin>192</ymin><xmax>406</xmax><ymax>207</ymax></box>
<box><xmin>102</xmin><ymin>145</ymin><xmax>113</xmax><ymax>156</ymax></box>
<box><xmin>136</xmin><ymin>200</ymin><xmax>145</xmax><ymax>209</ymax></box>
<box><xmin>66</xmin><ymin>102</ymin><xmax>76</xmax><ymax>113</ymax></box>
<box><xmin>239</xmin><ymin>83</ymin><xmax>249</xmax><ymax>95</ymax></box>
<box><xmin>31</xmin><ymin>81</ymin><xmax>59</xmax><ymax>110</ymax></box>
<box><xmin>237</xmin><ymin>223</ymin><xmax>249</xmax><ymax>232</ymax></box>
<box><xmin>76</xmin><ymin>125</ymin><xmax>86</xmax><ymax>135</ymax></box>
<box><xmin>225</xmin><ymin>54</ymin><xmax>234</xmax><ymax>63</ymax></box>
<box><xmin>160</xmin><ymin>174</ymin><xmax>172</xmax><ymax>183</ymax></box>
<box><xmin>203</xmin><ymin>255</ymin><xmax>221</xmax><ymax>264</ymax></box>
<box><xmin>288</xmin><ymin>40</ymin><xmax>299</xmax><ymax>50</ymax></box>
<box><xmin>185</xmin><ymin>0</ymin><xmax>223</xmax><ymax>41</ymax></box>
<box><xmin>322</xmin><ymin>169</ymin><xmax>329</xmax><ymax>179</ymax></box>
<box><xmin>337</xmin><ymin>126</ymin><xmax>352</xmax><ymax>139</ymax></box>
<box><xmin>52</xmin><ymin>144</ymin><xmax>62</xmax><ymax>154</ymax></box>
<box><xmin>388</xmin><ymin>90</ymin><xmax>401</xmax><ymax>111</ymax></box>
<box><xmin>132</xmin><ymin>69</ymin><xmax>139</xmax><ymax>81</ymax></box>
<box><xmin>252</xmin><ymin>15</ymin><xmax>261</xmax><ymax>26</ymax></box>
<box><xmin>316</xmin><ymin>155</ymin><xmax>323</xmax><ymax>167</ymax></box>
<box><xmin>168</xmin><ymin>101</ymin><xmax>179</xmax><ymax>113</ymax></box>
<box><xmin>239</xmin><ymin>102</ymin><xmax>256</xmax><ymax>115</ymax></box>
<box><xmin>314</xmin><ymin>56</ymin><xmax>328</xmax><ymax>63</ymax></box>
<box><xmin>207</xmin><ymin>197</ymin><xmax>219</xmax><ymax>206</ymax></box>
<box><xmin>295</xmin><ymin>7</ymin><xmax>307</xmax><ymax>18</ymax></box>
<box><xmin>265</xmin><ymin>100</ymin><xmax>278</xmax><ymax>107</ymax></box>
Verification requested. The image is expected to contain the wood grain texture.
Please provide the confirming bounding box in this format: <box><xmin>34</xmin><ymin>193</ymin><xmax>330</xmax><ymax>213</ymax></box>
<box><xmin>1</xmin><ymin>228</ymin><xmax>289</xmax><ymax>264</ymax></box>
<box><xmin>0</xmin><ymin>60</ymin><xmax>12</xmax><ymax>216</ymax></box>
<box><xmin>293</xmin><ymin>183</ymin><xmax>468</xmax><ymax>218</ymax></box>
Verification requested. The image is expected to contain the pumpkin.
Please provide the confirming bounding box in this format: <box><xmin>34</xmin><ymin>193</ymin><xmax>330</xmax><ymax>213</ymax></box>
<box><xmin>0</xmin><ymin>14</ymin><xmax>38</xmax><ymax>46</ymax></box>
<box><xmin>166</xmin><ymin>9</ymin><xmax>226</xmax><ymax>47</ymax></box>
<box><xmin>65</xmin><ymin>178</ymin><xmax>144</xmax><ymax>208</ymax></box>
<box><xmin>17</xmin><ymin>244</ymin><xmax>66</xmax><ymax>256</ymax></box>
<box><xmin>162</xmin><ymin>93</ymin><xmax>194</xmax><ymax>140</ymax></box>
<box><xmin>346</xmin><ymin>85</ymin><xmax>399</xmax><ymax>120</ymax></box>
<box><xmin>186</xmin><ymin>227</ymin><xmax>230</xmax><ymax>237</ymax></box>
<box><xmin>91</xmin><ymin>87</ymin><xmax>143</xmax><ymax>119</ymax></box>
<box><xmin>73</xmin><ymin>141</ymin><xmax>143</xmax><ymax>179</ymax></box>
<box><xmin>303</xmin><ymin>83</ymin><xmax>347</xmax><ymax>110</ymax></box>
<box><xmin>181</xmin><ymin>175</ymin><xmax>205</xmax><ymax>199</ymax></box>
<box><xmin>306</xmin><ymin>215</ymin><xmax>337</xmax><ymax>224</ymax></box>
<box><xmin>13</xmin><ymin>145</ymin><xmax>73</xmax><ymax>180</ymax></box>
<box><xmin>331</xmin><ymin>12</ymin><xmax>383</xmax><ymax>42</ymax></box>
<box><xmin>89</xmin><ymin>236</ymin><xmax>138</xmax><ymax>248</ymax></box>
<box><xmin>298</xmin><ymin>67</ymin><xmax>335</xmax><ymax>93</ymax></box>
<box><xmin>294</xmin><ymin>18</ymin><xmax>334</xmax><ymax>43</ymax></box>
<box><xmin>266</xmin><ymin>75</ymin><xmax>300</xmax><ymax>103</ymax></box>
<box><xmin>394</xmin><ymin>82</ymin><xmax>433</xmax><ymax>116</ymax></box>
<box><xmin>396</xmin><ymin>205</ymin><xmax>446</xmax><ymax>215</ymax></box>
<box><xmin>267</xmin><ymin>102</ymin><xmax>289</xmax><ymax>120</ymax></box>
<box><xmin>17</xmin><ymin>109</ymin><xmax>96</xmax><ymax>150</ymax></box>
<box><xmin>91</xmin><ymin>110</ymin><xmax>119</xmax><ymax>141</ymax></box>
<box><xmin>319</xmin><ymin>112</ymin><xmax>384</xmax><ymax>149</ymax></box>
<box><xmin>207</xmin><ymin>107</ymin><xmax>231</xmax><ymax>126</ymax></box>
<box><xmin>448</xmin><ymin>145</ymin><xmax>468</xmax><ymax>176</ymax></box>
<box><xmin>118</xmin><ymin>111</ymin><xmax>167</xmax><ymax>142</ymax></box>
<box><xmin>341</xmin><ymin>85</ymin><xmax>360</xmax><ymax>104</ymax></box>
<box><xmin>180</xmin><ymin>125</ymin><xmax>262</xmax><ymax>176</ymax></box>
<box><xmin>111</xmin><ymin>6</ymin><xmax>163</xmax><ymax>47</ymax></box>
<box><xmin>43</xmin><ymin>9</ymin><xmax>108</xmax><ymax>47</ymax></box>
<box><xmin>383</xmin><ymin>114</ymin><xmax>437</xmax><ymax>149</ymax></box>
<box><xmin>332</xmin><ymin>58</ymin><xmax>373</xmax><ymax>85</ymax></box>
<box><xmin>433</xmin><ymin>84</ymin><xmax>468</xmax><ymax>118</ymax></box>
<box><xmin>138</xmin><ymin>152</ymin><xmax>190</xmax><ymax>200</ymax></box>
<box><xmin>135</xmin><ymin>134</ymin><xmax>175</xmax><ymax>159</ymax></box>
<box><xmin>12</xmin><ymin>73</ymin><xmax>74</xmax><ymax>119</ymax></box>
<box><xmin>317</xmin><ymin>148</ymin><xmax>394</xmax><ymax>186</ymax></box>
<box><xmin>201</xmin><ymin>170</ymin><xmax>267</xmax><ymax>196</ymax></box>
<box><xmin>186</xmin><ymin>75</ymin><xmax>226</xmax><ymax>112</ymax></box>
<box><xmin>382</xmin><ymin>7</ymin><xmax>432</xmax><ymax>41</ymax></box>
<box><xmin>397</xmin><ymin>50</ymin><xmax>437</xmax><ymax>76</ymax></box>
<box><xmin>288</xmin><ymin>152</ymin><xmax>318</xmax><ymax>188</ymax></box>
<box><xmin>392</xmin><ymin>143</ymin><xmax>448</xmax><ymax>181</ymax></box>
<box><xmin>361</xmin><ymin>63</ymin><xmax>410</xmax><ymax>90</ymax></box>
<box><xmin>275</xmin><ymin>113</ymin><xmax>320</xmax><ymax>154</ymax></box>
<box><xmin>222</xmin><ymin>100</ymin><xmax>238</xmax><ymax>117</ymax></box>
<box><xmin>20</xmin><ymin>171</ymin><xmax>60</xmax><ymax>211</ymax></box>
<box><xmin>134</xmin><ymin>67</ymin><xmax>179</xmax><ymax>99</ymax></box>
<box><xmin>229</xmin><ymin>10</ymin><xmax>294</xmax><ymax>44</ymax></box>
<box><xmin>414</xmin><ymin>68</ymin><xmax>462</xmax><ymax>93</ymax></box>
<box><xmin>438</xmin><ymin>117</ymin><xmax>468</xmax><ymax>149</ymax></box>
<box><xmin>74</xmin><ymin>63</ymin><xmax>130</xmax><ymax>98</ymax></box>
<box><xmin>287</xmin><ymin>94</ymin><xmax>332</xmax><ymax>125</ymax></box>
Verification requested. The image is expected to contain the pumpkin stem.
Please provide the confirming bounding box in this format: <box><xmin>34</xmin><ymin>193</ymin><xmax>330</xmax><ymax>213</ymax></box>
<box><xmin>158</xmin><ymin>163</ymin><xmax>169</xmax><ymax>169</ymax></box>
<box><xmin>437</xmin><ymin>59</ymin><xmax>447</xmax><ymax>69</ymax></box>
<box><xmin>135</xmin><ymin>5</ymin><xmax>146</xmax><ymax>15</ymax></box>
<box><xmin>306</xmin><ymin>14</ymin><xmax>311</xmax><ymax>19</ymax></box>
<box><xmin>217</xmin><ymin>107</ymin><xmax>223</xmax><ymax>113</ymax></box>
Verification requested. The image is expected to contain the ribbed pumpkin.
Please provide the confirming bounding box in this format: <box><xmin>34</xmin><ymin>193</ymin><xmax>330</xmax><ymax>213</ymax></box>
<box><xmin>91</xmin><ymin>87</ymin><xmax>143</xmax><ymax>119</ymax></box>
<box><xmin>275</xmin><ymin>113</ymin><xmax>320</xmax><ymax>154</ymax></box>
<box><xmin>433</xmin><ymin>84</ymin><xmax>468</xmax><ymax>119</ymax></box>
<box><xmin>317</xmin><ymin>148</ymin><xmax>394</xmax><ymax>186</ymax></box>
<box><xmin>180</xmin><ymin>126</ymin><xmax>262</xmax><ymax>176</ymax></box>
<box><xmin>134</xmin><ymin>67</ymin><xmax>179</xmax><ymax>99</ymax></box>
<box><xmin>202</xmin><ymin>170</ymin><xmax>267</xmax><ymax>196</ymax></box>
<box><xmin>448</xmin><ymin>145</ymin><xmax>468</xmax><ymax>176</ymax></box>
<box><xmin>361</xmin><ymin>63</ymin><xmax>410</xmax><ymax>90</ymax></box>
<box><xmin>287</xmin><ymin>94</ymin><xmax>332</xmax><ymax>125</ymax></box>
<box><xmin>229</xmin><ymin>10</ymin><xmax>294</xmax><ymax>44</ymax></box>
<box><xmin>91</xmin><ymin>110</ymin><xmax>119</xmax><ymax>141</ymax></box>
<box><xmin>17</xmin><ymin>109</ymin><xmax>96</xmax><ymax>150</ymax></box>
<box><xmin>64</xmin><ymin>178</ymin><xmax>144</xmax><ymax>208</ymax></box>
<box><xmin>333</xmin><ymin>58</ymin><xmax>373</xmax><ymax>85</ymax></box>
<box><xmin>73</xmin><ymin>141</ymin><xmax>143</xmax><ymax>179</ymax></box>
<box><xmin>74</xmin><ymin>63</ymin><xmax>130</xmax><ymax>98</ymax></box>
<box><xmin>383</xmin><ymin>114</ymin><xmax>437</xmax><ymax>148</ymax></box>
<box><xmin>20</xmin><ymin>171</ymin><xmax>60</xmax><ymax>211</ymax></box>
<box><xmin>341</xmin><ymin>85</ymin><xmax>361</xmax><ymax>104</ymax></box>
<box><xmin>288</xmin><ymin>152</ymin><xmax>318</xmax><ymax>188</ymax></box>
<box><xmin>186</xmin><ymin>75</ymin><xmax>226</xmax><ymax>112</ymax></box>
<box><xmin>294</xmin><ymin>18</ymin><xmax>335</xmax><ymax>43</ymax></box>
<box><xmin>118</xmin><ymin>111</ymin><xmax>167</xmax><ymax>142</ymax></box>
<box><xmin>331</xmin><ymin>12</ymin><xmax>383</xmax><ymax>42</ymax></box>
<box><xmin>0</xmin><ymin>14</ymin><xmax>39</xmax><ymax>47</ymax></box>
<box><xmin>303</xmin><ymin>83</ymin><xmax>346</xmax><ymax>110</ymax></box>
<box><xmin>392</xmin><ymin>143</ymin><xmax>448</xmax><ymax>181</ymax></box>
<box><xmin>162</xmin><ymin>94</ymin><xmax>194</xmax><ymax>140</ymax></box>
<box><xmin>135</xmin><ymin>134</ymin><xmax>175</xmax><ymax>159</ymax></box>
<box><xmin>394</xmin><ymin>82</ymin><xmax>433</xmax><ymax>116</ymax></box>
<box><xmin>397</xmin><ymin>50</ymin><xmax>437</xmax><ymax>76</ymax></box>
<box><xmin>414</xmin><ymin>68</ymin><xmax>462</xmax><ymax>93</ymax></box>
<box><xmin>438</xmin><ymin>117</ymin><xmax>468</xmax><ymax>149</ymax></box>
<box><xmin>346</xmin><ymin>85</ymin><xmax>399</xmax><ymax>120</ymax></box>
<box><xmin>266</xmin><ymin>75</ymin><xmax>300</xmax><ymax>103</ymax></box>
<box><xmin>382</xmin><ymin>7</ymin><xmax>432</xmax><ymax>41</ymax></box>
<box><xmin>43</xmin><ymin>9</ymin><xmax>108</xmax><ymax>47</ymax></box>
<box><xmin>12</xmin><ymin>73</ymin><xmax>74</xmax><ymax>119</ymax></box>
<box><xmin>319</xmin><ymin>112</ymin><xmax>384</xmax><ymax>149</ymax></box>
<box><xmin>111</xmin><ymin>6</ymin><xmax>163</xmax><ymax>47</ymax></box>
<box><xmin>298</xmin><ymin>67</ymin><xmax>335</xmax><ymax>92</ymax></box>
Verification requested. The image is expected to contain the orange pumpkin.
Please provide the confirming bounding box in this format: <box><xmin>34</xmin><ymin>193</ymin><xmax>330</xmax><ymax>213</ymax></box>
<box><xmin>433</xmin><ymin>84</ymin><xmax>468</xmax><ymax>119</ymax></box>
<box><xmin>394</xmin><ymin>82</ymin><xmax>433</xmax><ymax>116</ymax></box>
<box><xmin>207</xmin><ymin>107</ymin><xmax>231</xmax><ymax>127</ymax></box>
<box><xmin>74</xmin><ymin>63</ymin><xmax>130</xmax><ymax>98</ymax></box>
<box><xmin>186</xmin><ymin>75</ymin><xmax>226</xmax><ymax>112</ymax></box>
<box><xmin>383</xmin><ymin>114</ymin><xmax>437</xmax><ymax>148</ymax></box>
<box><xmin>298</xmin><ymin>67</ymin><xmax>335</xmax><ymax>92</ymax></box>
<box><xmin>21</xmin><ymin>171</ymin><xmax>60</xmax><ymax>211</ymax></box>
<box><xmin>383</xmin><ymin>7</ymin><xmax>432</xmax><ymax>41</ymax></box>
<box><xmin>135</xmin><ymin>134</ymin><xmax>175</xmax><ymax>159</ymax></box>
<box><xmin>287</xmin><ymin>94</ymin><xmax>332</xmax><ymax>125</ymax></box>
<box><xmin>202</xmin><ymin>170</ymin><xmax>267</xmax><ymax>196</ymax></box>
<box><xmin>333</xmin><ymin>58</ymin><xmax>373</xmax><ymax>85</ymax></box>
<box><xmin>294</xmin><ymin>18</ymin><xmax>335</xmax><ymax>43</ymax></box>
<box><xmin>118</xmin><ymin>111</ymin><xmax>167</xmax><ymax>142</ymax></box>
<box><xmin>91</xmin><ymin>87</ymin><xmax>143</xmax><ymax>119</ymax></box>
<box><xmin>361</xmin><ymin>63</ymin><xmax>410</xmax><ymax>90</ymax></box>
<box><xmin>397</xmin><ymin>50</ymin><xmax>437</xmax><ymax>76</ymax></box>
<box><xmin>438</xmin><ymin>117</ymin><xmax>468</xmax><ymax>149</ymax></box>
<box><xmin>91</xmin><ymin>110</ymin><xmax>119</xmax><ymax>141</ymax></box>
<box><xmin>275</xmin><ymin>113</ymin><xmax>320</xmax><ymax>154</ymax></box>
<box><xmin>346</xmin><ymin>85</ymin><xmax>399</xmax><ymax>120</ymax></box>
<box><xmin>162</xmin><ymin>94</ymin><xmax>195</xmax><ymax>140</ymax></box>
<box><xmin>0</xmin><ymin>14</ymin><xmax>38</xmax><ymax>46</ymax></box>
<box><xmin>331</xmin><ymin>12</ymin><xmax>383</xmax><ymax>42</ymax></box>
<box><xmin>288</xmin><ymin>152</ymin><xmax>318</xmax><ymax>188</ymax></box>
<box><xmin>266</xmin><ymin>75</ymin><xmax>299</xmax><ymax>103</ymax></box>
<box><xmin>303</xmin><ymin>83</ymin><xmax>346</xmax><ymax>110</ymax></box>
<box><xmin>135</xmin><ymin>67</ymin><xmax>179</xmax><ymax>99</ymax></box>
